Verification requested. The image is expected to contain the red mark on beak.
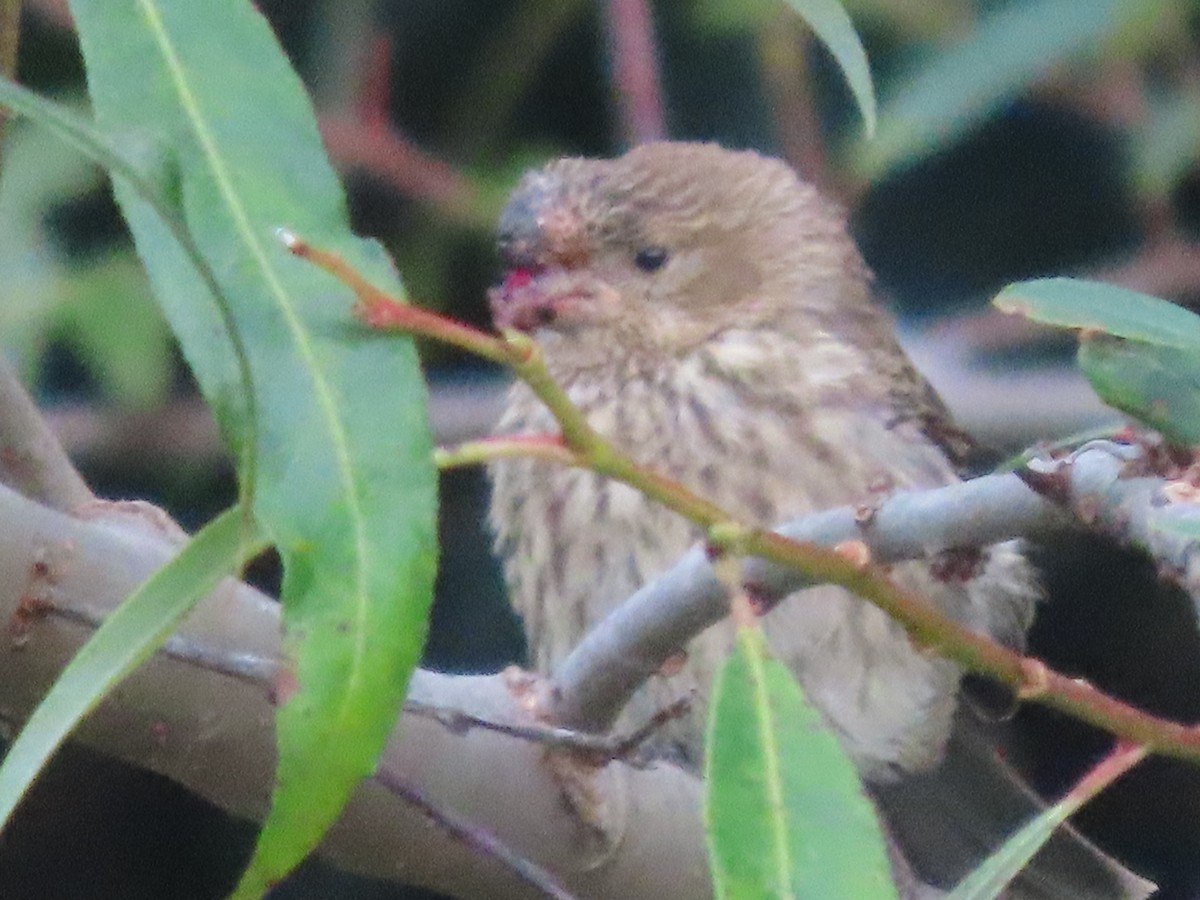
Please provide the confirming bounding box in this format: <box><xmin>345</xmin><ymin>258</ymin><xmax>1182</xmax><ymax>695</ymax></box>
<box><xmin>505</xmin><ymin>268</ymin><xmax>535</xmax><ymax>290</ymax></box>
<box><xmin>491</xmin><ymin>265</ymin><xmax>572</xmax><ymax>332</ymax></box>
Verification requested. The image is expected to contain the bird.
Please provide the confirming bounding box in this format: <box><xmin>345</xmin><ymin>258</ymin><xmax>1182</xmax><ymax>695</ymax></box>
<box><xmin>485</xmin><ymin>142</ymin><xmax>1144</xmax><ymax>896</ymax></box>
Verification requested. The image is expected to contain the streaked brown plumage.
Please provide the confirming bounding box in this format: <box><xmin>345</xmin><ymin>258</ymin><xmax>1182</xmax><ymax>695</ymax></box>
<box><xmin>486</xmin><ymin>142</ymin><xmax>1037</xmax><ymax>781</ymax></box>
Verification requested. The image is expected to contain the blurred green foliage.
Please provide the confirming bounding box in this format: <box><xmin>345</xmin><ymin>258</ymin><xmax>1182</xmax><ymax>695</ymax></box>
<box><xmin>4</xmin><ymin>2</ymin><xmax>1200</xmax><ymax>896</ymax></box>
<box><xmin>7</xmin><ymin>0</ymin><xmax>1200</xmax><ymax>405</ymax></box>
<box><xmin>0</xmin><ymin>103</ymin><xmax>172</xmax><ymax>407</ymax></box>
<box><xmin>997</xmin><ymin>277</ymin><xmax>1200</xmax><ymax>444</ymax></box>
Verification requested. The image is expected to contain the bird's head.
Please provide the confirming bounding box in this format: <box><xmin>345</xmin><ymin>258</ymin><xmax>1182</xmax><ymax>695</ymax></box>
<box><xmin>489</xmin><ymin>142</ymin><xmax>869</xmax><ymax>374</ymax></box>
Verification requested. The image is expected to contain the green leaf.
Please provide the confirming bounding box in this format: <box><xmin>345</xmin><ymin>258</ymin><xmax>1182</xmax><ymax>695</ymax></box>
<box><xmin>994</xmin><ymin>278</ymin><xmax>1200</xmax><ymax>351</ymax></box>
<box><xmin>705</xmin><ymin>626</ymin><xmax>896</xmax><ymax>900</ymax></box>
<box><xmin>0</xmin><ymin>507</ymin><xmax>268</xmax><ymax>834</ymax></box>
<box><xmin>994</xmin><ymin>278</ymin><xmax>1200</xmax><ymax>442</ymax></box>
<box><xmin>782</xmin><ymin>0</ymin><xmax>876</xmax><ymax>137</ymax></box>
<box><xmin>65</xmin><ymin>0</ymin><xmax>439</xmax><ymax>894</ymax></box>
<box><xmin>689</xmin><ymin>0</ymin><xmax>876</xmax><ymax>134</ymax></box>
<box><xmin>948</xmin><ymin>742</ymin><xmax>1145</xmax><ymax>900</ymax></box>
<box><xmin>854</xmin><ymin>0</ymin><xmax>1133</xmax><ymax>178</ymax></box>
<box><xmin>1078</xmin><ymin>335</ymin><xmax>1200</xmax><ymax>445</ymax></box>
<box><xmin>946</xmin><ymin>798</ymin><xmax>1072</xmax><ymax>900</ymax></box>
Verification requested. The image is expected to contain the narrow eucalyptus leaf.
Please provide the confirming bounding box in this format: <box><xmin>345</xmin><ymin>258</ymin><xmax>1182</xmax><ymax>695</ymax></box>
<box><xmin>1079</xmin><ymin>335</ymin><xmax>1200</xmax><ymax>445</ymax></box>
<box><xmin>996</xmin><ymin>278</ymin><xmax>1200</xmax><ymax>350</ymax></box>
<box><xmin>706</xmin><ymin>626</ymin><xmax>896</xmax><ymax>899</ymax></box>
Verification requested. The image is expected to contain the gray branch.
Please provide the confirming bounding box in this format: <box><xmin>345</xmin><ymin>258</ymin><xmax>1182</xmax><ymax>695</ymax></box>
<box><xmin>547</xmin><ymin>440</ymin><xmax>1200</xmax><ymax>732</ymax></box>
<box><xmin>0</xmin><ymin>359</ymin><xmax>93</xmax><ymax>511</ymax></box>
<box><xmin>0</xmin><ymin>483</ymin><xmax>708</xmax><ymax>900</ymax></box>
<box><xmin>0</xmin><ymin>420</ymin><xmax>1184</xmax><ymax>897</ymax></box>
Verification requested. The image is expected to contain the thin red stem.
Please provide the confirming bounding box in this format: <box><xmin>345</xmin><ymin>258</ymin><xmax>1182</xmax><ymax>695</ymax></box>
<box><xmin>286</xmin><ymin>233</ymin><xmax>1200</xmax><ymax>770</ymax></box>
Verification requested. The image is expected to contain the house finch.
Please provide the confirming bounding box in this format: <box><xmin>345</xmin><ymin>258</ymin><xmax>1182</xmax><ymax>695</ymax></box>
<box><xmin>487</xmin><ymin>141</ymin><xmax>1035</xmax><ymax>780</ymax></box>
<box><xmin>485</xmin><ymin>143</ymin><xmax>1148</xmax><ymax>896</ymax></box>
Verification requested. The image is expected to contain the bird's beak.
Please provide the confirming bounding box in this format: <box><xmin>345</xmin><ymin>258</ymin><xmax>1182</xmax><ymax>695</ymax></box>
<box><xmin>489</xmin><ymin>267</ymin><xmax>563</xmax><ymax>332</ymax></box>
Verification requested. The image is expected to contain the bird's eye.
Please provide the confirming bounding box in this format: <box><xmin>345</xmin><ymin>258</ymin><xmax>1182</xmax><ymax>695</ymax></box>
<box><xmin>633</xmin><ymin>246</ymin><xmax>670</xmax><ymax>273</ymax></box>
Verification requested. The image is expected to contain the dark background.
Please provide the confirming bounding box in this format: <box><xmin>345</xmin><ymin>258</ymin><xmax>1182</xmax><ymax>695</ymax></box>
<box><xmin>3</xmin><ymin>0</ymin><xmax>1200</xmax><ymax>896</ymax></box>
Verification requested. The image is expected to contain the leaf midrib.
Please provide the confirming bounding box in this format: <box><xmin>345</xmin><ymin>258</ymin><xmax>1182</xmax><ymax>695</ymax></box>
<box><xmin>133</xmin><ymin>0</ymin><xmax>373</xmax><ymax>707</ymax></box>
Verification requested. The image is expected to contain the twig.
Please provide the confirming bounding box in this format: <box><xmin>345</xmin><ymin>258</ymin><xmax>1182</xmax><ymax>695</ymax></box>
<box><xmin>319</xmin><ymin>116</ymin><xmax>489</xmax><ymax>227</ymax></box>
<box><xmin>48</xmin><ymin>605</ymin><xmax>277</xmax><ymax>686</ymax></box>
<box><xmin>941</xmin><ymin>737</ymin><xmax>1149</xmax><ymax>898</ymax></box>
<box><xmin>436</xmin><ymin>433</ymin><xmax>574</xmax><ymax>469</ymax></box>
<box><xmin>605</xmin><ymin>696</ymin><xmax>692</xmax><ymax>760</ymax></box>
<box><xmin>373</xmin><ymin>767</ymin><xmax>580</xmax><ymax>900</ymax></box>
<box><xmin>403</xmin><ymin>694</ymin><xmax>691</xmax><ymax>764</ymax></box>
<box><xmin>311</xmin><ymin>10</ymin><xmax>493</xmax><ymax>225</ymax></box>
<box><xmin>553</xmin><ymin>442</ymin><xmax>1200</xmax><ymax>760</ymax></box>
<box><xmin>283</xmin><ymin>234</ymin><xmax>1200</xmax><ymax>774</ymax></box>
<box><xmin>289</xmin><ymin>232</ymin><xmax>745</xmax><ymax>526</ymax></box>
<box><xmin>0</xmin><ymin>481</ymin><xmax>713</xmax><ymax>899</ymax></box>
<box><xmin>1063</xmin><ymin>740</ymin><xmax>1146</xmax><ymax>811</ymax></box>
<box><xmin>0</xmin><ymin>359</ymin><xmax>94</xmax><ymax>511</ymax></box>
<box><xmin>404</xmin><ymin>697</ymin><xmax>617</xmax><ymax>752</ymax></box>
<box><xmin>600</xmin><ymin>0</ymin><xmax>667</xmax><ymax>146</ymax></box>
